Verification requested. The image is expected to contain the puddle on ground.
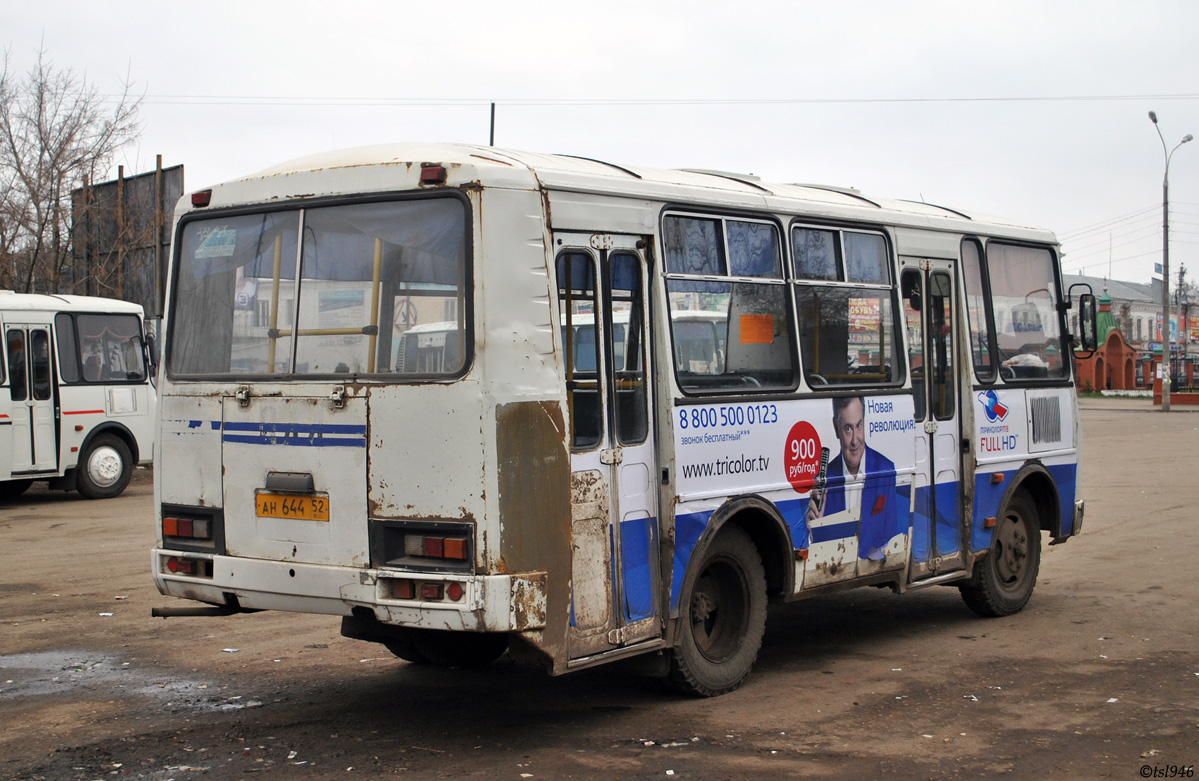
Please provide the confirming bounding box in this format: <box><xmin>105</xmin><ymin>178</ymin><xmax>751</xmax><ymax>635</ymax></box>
<box><xmin>0</xmin><ymin>650</ymin><xmax>263</xmax><ymax>712</ymax></box>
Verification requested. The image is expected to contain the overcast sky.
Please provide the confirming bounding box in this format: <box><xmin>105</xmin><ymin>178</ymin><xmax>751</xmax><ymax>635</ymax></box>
<box><xmin>5</xmin><ymin>0</ymin><xmax>1199</xmax><ymax>286</ymax></box>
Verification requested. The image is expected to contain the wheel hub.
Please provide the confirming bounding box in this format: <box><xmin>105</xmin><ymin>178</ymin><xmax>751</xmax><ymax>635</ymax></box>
<box><xmin>88</xmin><ymin>447</ymin><xmax>122</xmax><ymax>487</ymax></box>
<box><xmin>691</xmin><ymin>590</ymin><xmax>716</xmax><ymax>624</ymax></box>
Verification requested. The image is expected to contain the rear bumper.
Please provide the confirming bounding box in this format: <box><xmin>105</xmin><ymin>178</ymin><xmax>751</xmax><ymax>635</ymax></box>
<box><xmin>152</xmin><ymin>549</ymin><xmax>546</xmax><ymax>632</ymax></box>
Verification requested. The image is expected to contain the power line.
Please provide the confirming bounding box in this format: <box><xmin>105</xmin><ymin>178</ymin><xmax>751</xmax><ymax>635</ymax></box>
<box><xmin>1058</xmin><ymin>205</ymin><xmax>1160</xmax><ymax>240</ymax></box>
<box><xmin>100</xmin><ymin>92</ymin><xmax>1199</xmax><ymax>108</ymax></box>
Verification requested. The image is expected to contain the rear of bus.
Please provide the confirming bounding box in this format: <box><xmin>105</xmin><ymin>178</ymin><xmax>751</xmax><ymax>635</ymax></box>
<box><xmin>151</xmin><ymin>150</ymin><xmax>564</xmax><ymax>665</ymax></box>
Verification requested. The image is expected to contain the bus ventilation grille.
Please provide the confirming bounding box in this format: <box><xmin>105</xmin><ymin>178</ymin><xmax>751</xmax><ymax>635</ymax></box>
<box><xmin>1030</xmin><ymin>396</ymin><xmax>1062</xmax><ymax>444</ymax></box>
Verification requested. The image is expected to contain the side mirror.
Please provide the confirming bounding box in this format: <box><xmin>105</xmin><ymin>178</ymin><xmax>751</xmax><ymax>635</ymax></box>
<box><xmin>144</xmin><ymin>317</ymin><xmax>161</xmax><ymax>377</ymax></box>
<box><xmin>1077</xmin><ymin>293</ymin><xmax>1098</xmax><ymax>352</ymax></box>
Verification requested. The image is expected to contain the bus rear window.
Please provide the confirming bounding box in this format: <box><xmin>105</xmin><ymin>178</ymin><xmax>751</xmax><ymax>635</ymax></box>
<box><xmin>169</xmin><ymin>197</ymin><xmax>469</xmax><ymax>378</ymax></box>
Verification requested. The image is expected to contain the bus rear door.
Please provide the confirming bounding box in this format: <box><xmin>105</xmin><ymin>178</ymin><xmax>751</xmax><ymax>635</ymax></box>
<box><xmin>556</xmin><ymin>233</ymin><xmax>661</xmax><ymax>661</ymax></box>
<box><xmin>900</xmin><ymin>259</ymin><xmax>967</xmax><ymax>581</ymax></box>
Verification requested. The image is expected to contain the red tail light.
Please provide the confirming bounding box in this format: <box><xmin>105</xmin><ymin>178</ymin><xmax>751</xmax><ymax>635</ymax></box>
<box><xmin>163</xmin><ymin>516</ymin><xmax>211</xmax><ymax>541</ymax></box>
<box><xmin>419</xmin><ymin>582</ymin><xmax>444</xmax><ymax>600</ymax></box>
<box><xmin>166</xmin><ymin>556</ymin><xmax>196</xmax><ymax>575</ymax></box>
<box><xmin>191</xmin><ymin>189</ymin><xmax>212</xmax><ymax>207</ymax></box>
<box><xmin>420</xmin><ymin>163</ymin><xmax>446</xmax><ymax>184</ymax></box>
<box><xmin>392</xmin><ymin>579</ymin><xmax>415</xmax><ymax>600</ymax></box>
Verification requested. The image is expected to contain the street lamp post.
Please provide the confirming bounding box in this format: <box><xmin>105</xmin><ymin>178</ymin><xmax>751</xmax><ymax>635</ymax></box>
<box><xmin>1149</xmin><ymin>111</ymin><xmax>1193</xmax><ymax>412</ymax></box>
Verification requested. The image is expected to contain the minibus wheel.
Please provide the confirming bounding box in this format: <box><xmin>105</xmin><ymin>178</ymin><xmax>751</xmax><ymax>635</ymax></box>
<box><xmin>76</xmin><ymin>434</ymin><xmax>133</xmax><ymax>499</ymax></box>
<box><xmin>382</xmin><ymin>630</ymin><xmax>431</xmax><ymax>665</ymax></box>
<box><xmin>0</xmin><ymin>479</ymin><xmax>33</xmax><ymax>499</ymax></box>
<box><xmin>412</xmin><ymin>629</ymin><xmax>509</xmax><ymax>667</ymax></box>
<box><xmin>960</xmin><ymin>492</ymin><xmax>1041</xmax><ymax>617</ymax></box>
<box><xmin>666</xmin><ymin>525</ymin><xmax>766</xmax><ymax>697</ymax></box>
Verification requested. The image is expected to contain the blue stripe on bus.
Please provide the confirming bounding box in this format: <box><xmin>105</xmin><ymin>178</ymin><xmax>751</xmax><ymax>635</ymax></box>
<box><xmin>620</xmin><ymin>516</ymin><xmax>657</xmax><ymax>622</ymax></box>
<box><xmin>670</xmin><ymin>508</ymin><xmax>711</xmax><ymax>617</ymax></box>
<box><xmin>912</xmin><ymin>479</ymin><xmax>962</xmax><ymax>562</ymax></box>
<box><xmin>809</xmin><ymin>520</ymin><xmax>859</xmax><ymax>544</ymax></box>
<box><xmin>200</xmin><ymin>419</ymin><xmax>368</xmax><ymax>448</ymax></box>
<box><xmin>1047</xmin><ymin>463</ymin><xmax>1077</xmax><ymax>536</ymax></box>
<box><xmin>222</xmin><ymin>433</ymin><xmax>367</xmax><ymax>448</ymax></box>
<box><xmin>223</xmin><ymin>421</ymin><xmax>367</xmax><ymax>435</ymax></box>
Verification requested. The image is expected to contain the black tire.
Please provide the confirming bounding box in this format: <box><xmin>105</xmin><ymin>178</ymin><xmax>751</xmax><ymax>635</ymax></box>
<box><xmin>960</xmin><ymin>493</ymin><xmax>1041</xmax><ymax>617</ymax></box>
<box><xmin>411</xmin><ymin>629</ymin><xmax>509</xmax><ymax>667</ymax></box>
<box><xmin>0</xmin><ymin>479</ymin><xmax>33</xmax><ymax>500</ymax></box>
<box><xmin>382</xmin><ymin>629</ymin><xmax>432</xmax><ymax>665</ymax></box>
<box><xmin>666</xmin><ymin>525</ymin><xmax>767</xmax><ymax>697</ymax></box>
<box><xmin>75</xmin><ymin>434</ymin><xmax>133</xmax><ymax>499</ymax></box>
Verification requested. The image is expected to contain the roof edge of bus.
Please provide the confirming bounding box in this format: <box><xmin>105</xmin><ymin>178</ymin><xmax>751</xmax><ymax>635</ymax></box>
<box><xmin>0</xmin><ymin>290</ymin><xmax>145</xmax><ymax>312</ymax></box>
<box><xmin>195</xmin><ymin>142</ymin><xmax>1056</xmax><ymax>237</ymax></box>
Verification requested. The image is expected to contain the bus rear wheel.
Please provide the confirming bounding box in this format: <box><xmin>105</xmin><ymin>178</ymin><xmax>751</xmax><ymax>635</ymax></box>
<box><xmin>666</xmin><ymin>525</ymin><xmax>766</xmax><ymax>697</ymax></box>
<box><xmin>0</xmin><ymin>479</ymin><xmax>33</xmax><ymax>500</ymax></box>
<box><xmin>960</xmin><ymin>493</ymin><xmax>1041</xmax><ymax>617</ymax></box>
<box><xmin>76</xmin><ymin>434</ymin><xmax>133</xmax><ymax>499</ymax></box>
<box><xmin>412</xmin><ymin>629</ymin><xmax>509</xmax><ymax>667</ymax></box>
<box><xmin>382</xmin><ymin>629</ymin><xmax>432</xmax><ymax>665</ymax></box>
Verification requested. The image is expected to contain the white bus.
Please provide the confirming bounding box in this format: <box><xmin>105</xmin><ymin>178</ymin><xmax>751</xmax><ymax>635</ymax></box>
<box><xmin>1</xmin><ymin>292</ymin><xmax>156</xmax><ymax>500</ymax></box>
<box><xmin>151</xmin><ymin>144</ymin><xmax>1098</xmax><ymax>695</ymax></box>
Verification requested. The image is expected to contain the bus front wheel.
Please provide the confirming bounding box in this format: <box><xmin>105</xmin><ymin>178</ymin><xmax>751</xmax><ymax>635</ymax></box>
<box><xmin>666</xmin><ymin>525</ymin><xmax>766</xmax><ymax>697</ymax></box>
<box><xmin>960</xmin><ymin>493</ymin><xmax>1041</xmax><ymax>617</ymax></box>
<box><xmin>76</xmin><ymin>434</ymin><xmax>133</xmax><ymax>499</ymax></box>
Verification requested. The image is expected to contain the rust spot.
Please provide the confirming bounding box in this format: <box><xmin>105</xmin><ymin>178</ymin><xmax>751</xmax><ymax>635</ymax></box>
<box><xmin>494</xmin><ymin>557</ymin><xmax>510</xmax><ymax>575</ymax></box>
<box><xmin>510</xmin><ymin>572</ymin><xmax>547</xmax><ymax>630</ymax></box>
<box><xmin>540</xmin><ymin>189</ymin><xmax>554</xmax><ymax>229</ymax></box>
<box><xmin>570</xmin><ymin>470</ymin><xmax>606</xmax><ymax>505</ymax></box>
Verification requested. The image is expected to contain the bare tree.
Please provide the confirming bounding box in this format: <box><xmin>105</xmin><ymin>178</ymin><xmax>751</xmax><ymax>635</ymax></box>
<box><xmin>0</xmin><ymin>46</ymin><xmax>140</xmax><ymax>293</ymax></box>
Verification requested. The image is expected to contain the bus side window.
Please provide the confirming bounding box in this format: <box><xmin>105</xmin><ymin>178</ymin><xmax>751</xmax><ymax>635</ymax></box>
<box><xmin>557</xmin><ymin>251</ymin><xmax>602</xmax><ymax>450</ymax></box>
<box><xmin>7</xmin><ymin>329</ymin><xmax>27</xmax><ymax>401</ymax></box>
<box><xmin>55</xmin><ymin>313</ymin><xmax>81</xmax><ymax>383</ymax></box>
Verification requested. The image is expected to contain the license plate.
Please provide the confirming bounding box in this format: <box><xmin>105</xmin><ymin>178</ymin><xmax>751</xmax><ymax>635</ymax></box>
<box><xmin>255</xmin><ymin>492</ymin><xmax>330</xmax><ymax>522</ymax></box>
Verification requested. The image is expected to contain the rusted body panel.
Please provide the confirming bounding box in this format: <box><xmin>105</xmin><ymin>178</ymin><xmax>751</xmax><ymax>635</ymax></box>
<box><xmin>495</xmin><ymin>401</ymin><xmax>571</xmax><ymax>662</ymax></box>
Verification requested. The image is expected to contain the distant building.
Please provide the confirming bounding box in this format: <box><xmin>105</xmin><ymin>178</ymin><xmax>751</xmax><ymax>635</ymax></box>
<box><xmin>1063</xmin><ymin>273</ymin><xmax>1199</xmax><ymax>389</ymax></box>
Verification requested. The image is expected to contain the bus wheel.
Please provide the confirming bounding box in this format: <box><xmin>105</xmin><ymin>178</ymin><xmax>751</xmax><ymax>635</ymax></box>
<box><xmin>0</xmin><ymin>479</ymin><xmax>33</xmax><ymax>500</ymax></box>
<box><xmin>413</xmin><ymin>630</ymin><xmax>509</xmax><ymax>667</ymax></box>
<box><xmin>76</xmin><ymin>434</ymin><xmax>133</xmax><ymax>499</ymax></box>
<box><xmin>666</xmin><ymin>525</ymin><xmax>766</xmax><ymax>697</ymax></box>
<box><xmin>382</xmin><ymin>629</ymin><xmax>432</xmax><ymax>665</ymax></box>
<box><xmin>960</xmin><ymin>493</ymin><xmax>1041</xmax><ymax>617</ymax></box>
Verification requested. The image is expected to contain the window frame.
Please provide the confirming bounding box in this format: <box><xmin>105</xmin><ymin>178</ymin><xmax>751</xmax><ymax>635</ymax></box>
<box><xmin>978</xmin><ymin>238</ymin><xmax>1070</xmax><ymax>385</ymax></box>
<box><xmin>788</xmin><ymin>219</ymin><xmax>905</xmax><ymax>391</ymax></box>
<box><xmin>960</xmin><ymin>238</ymin><xmax>999</xmax><ymax>383</ymax></box>
<box><xmin>661</xmin><ymin>209</ymin><xmax>799</xmax><ymax>396</ymax></box>
<box><xmin>165</xmin><ymin>190</ymin><xmax>474</xmax><ymax>383</ymax></box>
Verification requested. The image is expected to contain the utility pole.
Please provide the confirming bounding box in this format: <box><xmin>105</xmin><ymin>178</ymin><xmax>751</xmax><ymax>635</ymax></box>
<box><xmin>1149</xmin><ymin>111</ymin><xmax>1193</xmax><ymax>411</ymax></box>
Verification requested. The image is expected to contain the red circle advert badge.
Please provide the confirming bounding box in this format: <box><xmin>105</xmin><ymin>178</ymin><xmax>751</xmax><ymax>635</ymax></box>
<box><xmin>784</xmin><ymin>421</ymin><xmax>821</xmax><ymax>493</ymax></box>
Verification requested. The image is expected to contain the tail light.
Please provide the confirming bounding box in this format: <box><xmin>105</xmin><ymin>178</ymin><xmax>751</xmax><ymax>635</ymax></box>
<box><xmin>163</xmin><ymin>516</ymin><xmax>212</xmax><ymax>541</ymax></box>
<box><xmin>403</xmin><ymin>534</ymin><xmax>468</xmax><ymax>561</ymax></box>
<box><xmin>164</xmin><ymin>556</ymin><xmax>213</xmax><ymax>578</ymax></box>
<box><xmin>384</xmin><ymin>578</ymin><xmax>465</xmax><ymax>603</ymax></box>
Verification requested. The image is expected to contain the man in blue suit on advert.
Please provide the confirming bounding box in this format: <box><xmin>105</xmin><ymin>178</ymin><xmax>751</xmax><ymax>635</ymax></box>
<box><xmin>807</xmin><ymin>395</ymin><xmax>899</xmax><ymax>560</ymax></box>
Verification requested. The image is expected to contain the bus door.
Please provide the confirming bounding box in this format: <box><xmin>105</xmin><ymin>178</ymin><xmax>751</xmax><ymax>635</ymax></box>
<box><xmin>900</xmin><ymin>259</ymin><xmax>966</xmax><ymax>581</ymax></box>
<box><xmin>5</xmin><ymin>325</ymin><xmax>57</xmax><ymax>474</ymax></box>
<box><xmin>555</xmin><ymin>233</ymin><xmax>661</xmax><ymax>660</ymax></box>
